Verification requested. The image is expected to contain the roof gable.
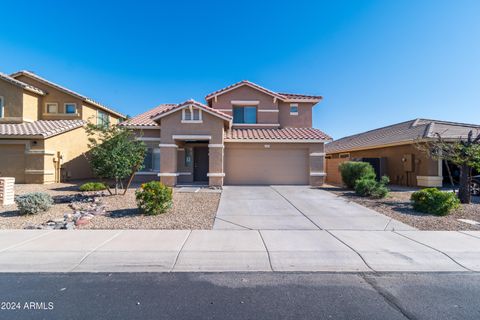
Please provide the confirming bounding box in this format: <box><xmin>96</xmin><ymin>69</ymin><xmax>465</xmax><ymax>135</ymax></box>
<box><xmin>205</xmin><ymin>80</ymin><xmax>322</xmax><ymax>103</ymax></box>
<box><xmin>205</xmin><ymin>80</ymin><xmax>286</xmax><ymax>101</ymax></box>
<box><xmin>10</xmin><ymin>70</ymin><xmax>125</xmax><ymax>119</ymax></box>
<box><xmin>151</xmin><ymin>99</ymin><xmax>232</xmax><ymax>122</ymax></box>
<box><xmin>0</xmin><ymin>72</ymin><xmax>45</xmax><ymax>95</ymax></box>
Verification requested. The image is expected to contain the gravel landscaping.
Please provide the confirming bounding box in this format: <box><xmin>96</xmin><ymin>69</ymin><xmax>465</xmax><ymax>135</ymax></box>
<box><xmin>0</xmin><ymin>182</ymin><xmax>220</xmax><ymax>230</ymax></box>
<box><xmin>324</xmin><ymin>184</ymin><xmax>480</xmax><ymax>231</ymax></box>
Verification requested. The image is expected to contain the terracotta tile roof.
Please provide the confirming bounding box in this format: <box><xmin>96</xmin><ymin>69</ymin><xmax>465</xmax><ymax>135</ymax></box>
<box><xmin>325</xmin><ymin>119</ymin><xmax>480</xmax><ymax>154</ymax></box>
<box><xmin>119</xmin><ymin>104</ymin><xmax>177</xmax><ymax>127</ymax></box>
<box><xmin>0</xmin><ymin>120</ymin><xmax>86</xmax><ymax>138</ymax></box>
<box><xmin>205</xmin><ymin>80</ymin><xmax>286</xmax><ymax>101</ymax></box>
<box><xmin>10</xmin><ymin>70</ymin><xmax>125</xmax><ymax>119</ymax></box>
<box><xmin>150</xmin><ymin>99</ymin><xmax>232</xmax><ymax>121</ymax></box>
<box><xmin>225</xmin><ymin>127</ymin><xmax>332</xmax><ymax>142</ymax></box>
<box><xmin>205</xmin><ymin>80</ymin><xmax>322</xmax><ymax>103</ymax></box>
<box><xmin>277</xmin><ymin>92</ymin><xmax>323</xmax><ymax>101</ymax></box>
<box><xmin>0</xmin><ymin>72</ymin><xmax>45</xmax><ymax>95</ymax></box>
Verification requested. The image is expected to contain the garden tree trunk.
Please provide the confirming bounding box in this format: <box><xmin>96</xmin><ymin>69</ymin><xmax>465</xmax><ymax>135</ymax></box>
<box><xmin>458</xmin><ymin>164</ymin><xmax>471</xmax><ymax>204</ymax></box>
<box><xmin>114</xmin><ymin>177</ymin><xmax>119</xmax><ymax>195</ymax></box>
<box><xmin>444</xmin><ymin>159</ymin><xmax>456</xmax><ymax>194</ymax></box>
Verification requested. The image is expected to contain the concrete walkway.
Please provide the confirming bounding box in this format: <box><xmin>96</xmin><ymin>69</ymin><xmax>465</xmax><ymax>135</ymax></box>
<box><xmin>214</xmin><ymin>186</ymin><xmax>414</xmax><ymax>231</ymax></box>
<box><xmin>1</xmin><ymin>229</ymin><xmax>479</xmax><ymax>272</ymax></box>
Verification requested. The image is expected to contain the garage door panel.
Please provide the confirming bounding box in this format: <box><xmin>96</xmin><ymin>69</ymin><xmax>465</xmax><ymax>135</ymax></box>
<box><xmin>0</xmin><ymin>145</ymin><xmax>26</xmax><ymax>183</ymax></box>
<box><xmin>225</xmin><ymin>147</ymin><xmax>309</xmax><ymax>185</ymax></box>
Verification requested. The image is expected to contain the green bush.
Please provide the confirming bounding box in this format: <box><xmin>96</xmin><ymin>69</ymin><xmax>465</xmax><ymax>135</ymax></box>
<box><xmin>411</xmin><ymin>188</ymin><xmax>460</xmax><ymax>216</ymax></box>
<box><xmin>339</xmin><ymin>161</ymin><xmax>376</xmax><ymax>188</ymax></box>
<box><xmin>135</xmin><ymin>181</ymin><xmax>173</xmax><ymax>215</ymax></box>
<box><xmin>79</xmin><ymin>182</ymin><xmax>107</xmax><ymax>192</ymax></box>
<box><xmin>15</xmin><ymin>192</ymin><xmax>53</xmax><ymax>215</ymax></box>
<box><xmin>355</xmin><ymin>176</ymin><xmax>390</xmax><ymax>198</ymax></box>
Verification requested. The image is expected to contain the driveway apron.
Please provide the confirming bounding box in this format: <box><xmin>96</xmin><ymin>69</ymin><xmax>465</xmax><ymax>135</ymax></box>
<box><xmin>214</xmin><ymin>186</ymin><xmax>415</xmax><ymax>231</ymax></box>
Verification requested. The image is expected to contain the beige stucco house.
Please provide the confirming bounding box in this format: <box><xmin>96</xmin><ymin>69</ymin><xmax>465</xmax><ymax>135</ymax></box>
<box><xmin>0</xmin><ymin>71</ymin><xmax>125</xmax><ymax>183</ymax></box>
<box><xmin>325</xmin><ymin>119</ymin><xmax>480</xmax><ymax>187</ymax></box>
<box><xmin>121</xmin><ymin>80</ymin><xmax>331</xmax><ymax>187</ymax></box>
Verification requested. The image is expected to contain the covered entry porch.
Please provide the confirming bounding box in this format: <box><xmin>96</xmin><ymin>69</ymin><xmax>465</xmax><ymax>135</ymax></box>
<box><xmin>158</xmin><ymin>135</ymin><xmax>225</xmax><ymax>187</ymax></box>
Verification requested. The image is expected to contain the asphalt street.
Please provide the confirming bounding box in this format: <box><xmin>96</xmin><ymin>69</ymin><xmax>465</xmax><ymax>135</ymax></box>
<box><xmin>0</xmin><ymin>272</ymin><xmax>479</xmax><ymax>320</ymax></box>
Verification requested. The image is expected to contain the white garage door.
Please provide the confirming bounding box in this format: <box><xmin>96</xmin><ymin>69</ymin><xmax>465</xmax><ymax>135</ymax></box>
<box><xmin>224</xmin><ymin>146</ymin><xmax>309</xmax><ymax>185</ymax></box>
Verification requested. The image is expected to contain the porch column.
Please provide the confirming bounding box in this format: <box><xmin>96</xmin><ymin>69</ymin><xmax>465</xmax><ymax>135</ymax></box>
<box><xmin>158</xmin><ymin>143</ymin><xmax>178</xmax><ymax>186</ymax></box>
<box><xmin>309</xmin><ymin>143</ymin><xmax>326</xmax><ymax>187</ymax></box>
<box><xmin>208</xmin><ymin>144</ymin><xmax>224</xmax><ymax>186</ymax></box>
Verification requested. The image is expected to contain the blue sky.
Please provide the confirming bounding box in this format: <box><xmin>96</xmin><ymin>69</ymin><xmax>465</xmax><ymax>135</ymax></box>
<box><xmin>1</xmin><ymin>0</ymin><xmax>479</xmax><ymax>139</ymax></box>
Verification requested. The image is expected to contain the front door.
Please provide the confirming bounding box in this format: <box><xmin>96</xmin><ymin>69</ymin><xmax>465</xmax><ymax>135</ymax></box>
<box><xmin>193</xmin><ymin>147</ymin><xmax>209</xmax><ymax>182</ymax></box>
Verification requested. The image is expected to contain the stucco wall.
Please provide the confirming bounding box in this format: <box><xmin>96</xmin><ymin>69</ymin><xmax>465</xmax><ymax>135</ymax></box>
<box><xmin>22</xmin><ymin>92</ymin><xmax>40</xmax><ymax>122</ymax></box>
<box><xmin>0</xmin><ymin>81</ymin><xmax>24</xmax><ymax>122</ymax></box>
<box><xmin>327</xmin><ymin>144</ymin><xmax>439</xmax><ymax>186</ymax></box>
<box><xmin>44</xmin><ymin>126</ymin><xmax>93</xmax><ymax>182</ymax></box>
<box><xmin>14</xmin><ymin>75</ymin><xmax>123</xmax><ymax>124</ymax></box>
<box><xmin>278</xmin><ymin>101</ymin><xmax>313</xmax><ymax>128</ymax></box>
<box><xmin>209</xmin><ymin>85</ymin><xmax>280</xmax><ymax>125</ymax></box>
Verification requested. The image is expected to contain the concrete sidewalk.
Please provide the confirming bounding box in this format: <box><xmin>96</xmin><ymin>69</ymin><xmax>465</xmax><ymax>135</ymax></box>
<box><xmin>0</xmin><ymin>229</ymin><xmax>479</xmax><ymax>272</ymax></box>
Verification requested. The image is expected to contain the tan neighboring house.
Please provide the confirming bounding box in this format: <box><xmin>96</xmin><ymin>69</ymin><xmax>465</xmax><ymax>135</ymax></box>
<box><xmin>0</xmin><ymin>71</ymin><xmax>125</xmax><ymax>183</ymax></box>
<box><xmin>325</xmin><ymin>119</ymin><xmax>480</xmax><ymax>187</ymax></box>
<box><xmin>121</xmin><ymin>80</ymin><xmax>331</xmax><ymax>187</ymax></box>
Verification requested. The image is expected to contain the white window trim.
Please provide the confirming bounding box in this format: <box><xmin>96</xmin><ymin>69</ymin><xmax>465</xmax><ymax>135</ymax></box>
<box><xmin>46</xmin><ymin>102</ymin><xmax>58</xmax><ymax>114</ymax></box>
<box><xmin>290</xmin><ymin>103</ymin><xmax>299</xmax><ymax>115</ymax></box>
<box><xmin>231</xmin><ymin>100</ymin><xmax>259</xmax><ymax>106</ymax></box>
<box><xmin>0</xmin><ymin>96</ymin><xmax>4</xmax><ymax>118</ymax></box>
<box><xmin>182</xmin><ymin>106</ymin><xmax>203</xmax><ymax>123</ymax></box>
<box><xmin>64</xmin><ymin>102</ymin><xmax>77</xmax><ymax>114</ymax></box>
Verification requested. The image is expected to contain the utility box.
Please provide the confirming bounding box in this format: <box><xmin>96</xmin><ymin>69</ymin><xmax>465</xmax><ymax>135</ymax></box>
<box><xmin>0</xmin><ymin>177</ymin><xmax>15</xmax><ymax>206</ymax></box>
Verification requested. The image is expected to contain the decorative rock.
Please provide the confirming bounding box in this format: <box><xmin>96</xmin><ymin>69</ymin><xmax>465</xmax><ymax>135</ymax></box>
<box><xmin>75</xmin><ymin>218</ymin><xmax>90</xmax><ymax>226</ymax></box>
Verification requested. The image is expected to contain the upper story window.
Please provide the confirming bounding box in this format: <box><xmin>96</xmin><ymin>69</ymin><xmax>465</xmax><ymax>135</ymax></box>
<box><xmin>97</xmin><ymin>110</ymin><xmax>109</xmax><ymax>127</ymax></box>
<box><xmin>65</xmin><ymin>103</ymin><xmax>77</xmax><ymax>114</ymax></box>
<box><xmin>233</xmin><ymin>106</ymin><xmax>257</xmax><ymax>124</ymax></box>
<box><xmin>0</xmin><ymin>96</ymin><xmax>4</xmax><ymax>118</ymax></box>
<box><xmin>290</xmin><ymin>104</ymin><xmax>298</xmax><ymax>115</ymax></box>
<box><xmin>46</xmin><ymin>102</ymin><xmax>58</xmax><ymax>114</ymax></box>
<box><xmin>182</xmin><ymin>107</ymin><xmax>202</xmax><ymax>123</ymax></box>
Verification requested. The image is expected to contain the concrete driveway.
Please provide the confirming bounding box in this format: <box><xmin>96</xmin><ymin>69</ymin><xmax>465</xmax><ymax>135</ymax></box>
<box><xmin>213</xmin><ymin>186</ymin><xmax>415</xmax><ymax>231</ymax></box>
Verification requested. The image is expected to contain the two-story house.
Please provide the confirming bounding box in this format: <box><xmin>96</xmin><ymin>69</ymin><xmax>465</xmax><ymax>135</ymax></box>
<box><xmin>121</xmin><ymin>80</ymin><xmax>331</xmax><ymax>187</ymax></box>
<box><xmin>0</xmin><ymin>71</ymin><xmax>125</xmax><ymax>183</ymax></box>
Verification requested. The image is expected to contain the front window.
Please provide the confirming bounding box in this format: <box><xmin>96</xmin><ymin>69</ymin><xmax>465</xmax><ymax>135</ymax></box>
<box><xmin>97</xmin><ymin>110</ymin><xmax>109</xmax><ymax>126</ymax></box>
<box><xmin>46</xmin><ymin>103</ymin><xmax>58</xmax><ymax>114</ymax></box>
<box><xmin>233</xmin><ymin>106</ymin><xmax>257</xmax><ymax>124</ymax></box>
<box><xmin>290</xmin><ymin>104</ymin><xmax>298</xmax><ymax>115</ymax></box>
<box><xmin>65</xmin><ymin>103</ymin><xmax>77</xmax><ymax>114</ymax></box>
<box><xmin>142</xmin><ymin>148</ymin><xmax>160</xmax><ymax>172</ymax></box>
<box><xmin>0</xmin><ymin>96</ymin><xmax>4</xmax><ymax>118</ymax></box>
<box><xmin>182</xmin><ymin>107</ymin><xmax>202</xmax><ymax>122</ymax></box>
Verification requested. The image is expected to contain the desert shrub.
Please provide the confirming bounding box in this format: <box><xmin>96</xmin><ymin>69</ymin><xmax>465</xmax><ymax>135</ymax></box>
<box><xmin>355</xmin><ymin>176</ymin><xmax>390</xmax><ymax>198</ymax></box>
<box><xmin>79</xmin><ymin>182</ymin><xmax>107</xmax><ymax>192</ymax></box>
<box><xmin>135</xmin><ymin>181</ymin><xmax>173</xmax><ymax>215</ymax></box>
<box><xmin>411</xmin><ymin>188</ymin><xmax>460</xmax><ymax>216</ymax></box>
<box><xmin>339</xmin><ymin>161</ymin><xmax>376</xmax><ymax>188</ymax></box>
<box><xmin>14</xmin><ymin>192</ymin><xmax>53</xmax><ymax>215</ymax></box>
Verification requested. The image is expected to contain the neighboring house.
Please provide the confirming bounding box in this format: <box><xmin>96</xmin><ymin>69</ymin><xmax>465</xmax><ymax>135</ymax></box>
<box><xmin>121</xmin><ymin>80</ymin><xmax>331</xmax><ymax>187</ymax></box>
<box><xmin>0</xmin><ymin>71</ymin><xmax>125</xmax><ymax>183</ymax></box>
<box><xmin>325</xmin><ymin>119</ymin><xmax>480</xmax><ymax>187</ymax></box>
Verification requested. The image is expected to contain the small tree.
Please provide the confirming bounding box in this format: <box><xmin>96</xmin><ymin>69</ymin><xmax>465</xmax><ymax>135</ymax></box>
<box><xmin>416</xmin><ymin>131</ymin><xmax>480</xmax><ymax>204</ymax></box>
<box><xmin>86</xmin><ymin>123</ymin><xmax>146</xmax><ymax>195</ymax></box>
